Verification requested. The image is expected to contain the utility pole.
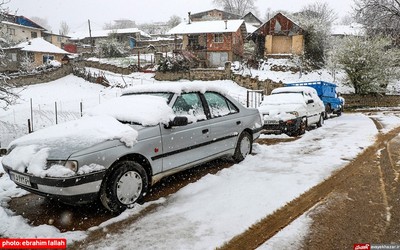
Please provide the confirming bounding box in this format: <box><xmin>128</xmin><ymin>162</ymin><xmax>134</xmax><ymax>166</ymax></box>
<box><xmin>88</xmin><ymin>19</ymin><xmax>93</xmax><ymax>53</ymax></box>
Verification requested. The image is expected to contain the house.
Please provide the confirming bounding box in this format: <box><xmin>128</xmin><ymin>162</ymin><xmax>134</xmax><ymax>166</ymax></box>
<box><xmin>42</xmin><ymin>31</ymin><xmax>71</xmax><ymax>49</ymax></box>
<box><xmin>0</xmin><ymin>14</ymin><xmax>45</xmax><ymax>43</ymax></box>
<box><xmin>249</xmin><ymin>13</ymin><xmax>305</xmax><ymax>58</ymax></box>
<box><xmin>190</xmin><ymin>9</ymin><xmax>241</xmax><ymax>22</ymax></box>
<box><xmin>168</xmin><ymin>19</ymin><xmax>247</xmax><ymax>67</ymax></box>
<box><xmin>68</xmin><ymin>28</ymin><xmax>151</xmax><ymax>50</ymax></box>
<box><xmin>242</xmin><ymin>12</ymin><xmax>263</xmax><ymax>27</ymax></box>
<box><xmin>2</xmin><ymin>37</ymin><xmax>70</xmax><ymax>72</ymax></box>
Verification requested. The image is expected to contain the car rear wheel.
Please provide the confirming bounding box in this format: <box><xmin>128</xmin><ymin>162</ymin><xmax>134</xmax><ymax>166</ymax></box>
<box><xmin>100</xmin><ymin>161</ymin><xmax>148</xmax><ymax>214</ymax></box>
<box><xmin>233</xmin><ymin>131</ymin><xmax>252</xmax><ymax>162</ymax></box>
<box><xmin>316</xmin><ymin>114</ymin><xmax>323</xmax><ymax>127</ymax></box>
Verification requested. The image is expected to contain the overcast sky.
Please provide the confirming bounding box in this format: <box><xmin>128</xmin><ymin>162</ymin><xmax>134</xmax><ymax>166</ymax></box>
<box><xmin>6</xmin><ymin>0</ymin><xmax>355</xmax><ymax>33</ymax></box>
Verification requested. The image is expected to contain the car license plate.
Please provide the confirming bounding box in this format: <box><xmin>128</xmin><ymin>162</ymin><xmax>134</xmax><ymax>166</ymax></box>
<box><xmin>264</xmin><ymin>120</ymin><xmax>279</xmax><ymax>125</ymax></box>
<box><xmin>10</xmin><ymin>171</ymin><xmax>31</xmax><ymax>187</ymax></box>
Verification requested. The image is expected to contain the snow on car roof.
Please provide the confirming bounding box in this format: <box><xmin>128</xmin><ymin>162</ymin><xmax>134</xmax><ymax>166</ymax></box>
<box><xmin>122</xmin><ymin>82</ymin><xmax>228</xmax><ymax>96</ymax></box>
<box><xmin>261</xmin><ymin>92</ymin><xmax>305</xmax><ymax>105</ymax></box>
<box><xmin>272</xmin><ymin>86</ymin><xmax>318</xmax><ymax>94</ymax></box>
<box><xmin>87</xmin><ymin>94</ymin><xmax>174</xmax><ymax>126</ymax></box>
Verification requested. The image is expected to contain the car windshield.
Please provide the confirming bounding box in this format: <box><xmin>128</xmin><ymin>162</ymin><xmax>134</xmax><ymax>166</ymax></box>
<box><xmin>122</xmin><ymin>92</ymin><xmax>174</xmax><ymax>103</ymax></box>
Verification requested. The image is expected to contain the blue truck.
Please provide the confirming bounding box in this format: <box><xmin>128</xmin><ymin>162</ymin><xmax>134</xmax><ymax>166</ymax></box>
<box><xmin>285</xmin><ymin>81</ymin><xmax>344</xmax><ymax>119</ymax></box>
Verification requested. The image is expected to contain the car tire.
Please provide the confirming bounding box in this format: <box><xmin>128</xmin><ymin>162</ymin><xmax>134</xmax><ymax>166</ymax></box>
<box><xmin>290</xmin><ymin>118</ymin><xmax>306</xmax><ymax>137</ymax></box>
<box><xmin>233</xmin><ymin>131</ymin><xmax>252</xmax><ymax>163</ymax></box>
<box><xmin>316</xmin><ymin>114</ymin><xmax>323</xmax><ymax>127</ymax></box>
<box><xmin>100</xmin><ymin>161</ymin><xmax>148</xmax><ymax>214</ymax></box>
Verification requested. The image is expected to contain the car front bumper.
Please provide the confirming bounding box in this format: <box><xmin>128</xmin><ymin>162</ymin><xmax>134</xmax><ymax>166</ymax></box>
<box><xmin>3</xmin><ymin>165</ymin><xmax>106</xmax><ymax>205</ymax></box>
<box><xmin>262</xmin><ymin>118</ymin><xmax>302</xmax><ymax>135</ymax></box>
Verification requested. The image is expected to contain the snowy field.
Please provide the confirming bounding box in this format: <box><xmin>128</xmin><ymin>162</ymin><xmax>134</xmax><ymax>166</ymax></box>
<box><xmin>0</xmin><ymin>71</ymin><xmax>400</xmax><ymax>248</ymax></box>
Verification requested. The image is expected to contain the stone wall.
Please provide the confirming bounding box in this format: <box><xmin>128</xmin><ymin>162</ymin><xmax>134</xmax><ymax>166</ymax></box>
<box><xmin>341</xmin><ymin>94</ymin><xmax>400</xmax><ymax>109</ymax></box>
<box><xmin>154</xmin><ymin>62</ymin><xmax>283</xmax><ymax>94</ymax></box>
<box><xmin>7</xmin><ymin>64</ymin><xmax>73</xmax><ymax>87</ymax></box>
<box><xmin>76</xmin><ymin>60</ymin><xmax>135</xmax><ymax>75</ymax></box>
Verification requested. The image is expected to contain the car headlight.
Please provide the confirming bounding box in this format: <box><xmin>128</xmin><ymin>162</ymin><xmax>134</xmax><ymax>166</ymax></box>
<box><xmin>46</xmin><ymin>160</ymin><xmax>78</xmax><ymax>172</ymax></box>
<box><xmin>287</xmin><ymin>111</ymin><xmax>299</xmax><ymax>117</ymax></box>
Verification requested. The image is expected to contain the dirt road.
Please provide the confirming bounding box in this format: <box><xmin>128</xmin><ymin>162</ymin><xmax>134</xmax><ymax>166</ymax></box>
<box><xmin>220</xmin><ymin>117</ymin><xmax>400</xmax><ymax>249</ymax></box>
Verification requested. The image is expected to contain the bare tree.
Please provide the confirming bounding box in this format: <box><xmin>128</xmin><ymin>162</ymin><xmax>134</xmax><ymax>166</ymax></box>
<box><xmin>59</xmin><ymin>21</ymin><xmax>70</xmax><ymax>36</ymax></box>
<box><xmin>0</xmin><ymin>0</ymin><xmax>18</xmax><ymax>108</ymax></box>
<box><xmin>213</xmin><ymin>0</ymin><xmax>257</xmax><ymax>16</ymax></box>
<box><xmin>29</xmin><ymin>16</ymin><xmax>51</xmax><ymax>30</ymax></box>
<box><xmin>103</xmin><ymin>19</ymin><xmax>136</xmax><ymax>30</ymax></box>
<box><xmin>295</xmin><ymin>2</ymin><xmax>338</xmax><ymax>67</ymax></box>
<box><xmin>167</xmin><ymin>15</ymin><xmax>181</xmax><ymax>29</ymax></box>
<box><xmin>355</xmin><ymin>0</ymin><xmax>400</xmax><ymax>39</ymax></box>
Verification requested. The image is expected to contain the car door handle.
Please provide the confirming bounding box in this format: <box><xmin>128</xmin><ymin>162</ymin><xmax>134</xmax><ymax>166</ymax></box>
<box><xmin>236</xmin><ymin>121</ymin><xmax>241</xmax><ymax>125</ymax></box>
<box><xmin>202</xmin><ymin>129</ymin><xmax>209</xmax><ymax>134</ymax></box>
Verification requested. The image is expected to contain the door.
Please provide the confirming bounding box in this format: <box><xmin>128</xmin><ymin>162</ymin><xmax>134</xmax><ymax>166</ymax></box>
<box><xmin>203</xmin><ymin>92</ymin><xmax>242</xmax><ymax>154</ymax></box>
<box><xmin>160</xmin><ymin>93</ymin><xmax>211</xmax><ymax>171</ymax></box>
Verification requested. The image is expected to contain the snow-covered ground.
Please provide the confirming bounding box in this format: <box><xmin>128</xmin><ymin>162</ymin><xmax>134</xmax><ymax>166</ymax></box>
<box><xmin>1</xmin><ymin>70</ymin><xmax>400</xmax><ymax>248</ymax></box>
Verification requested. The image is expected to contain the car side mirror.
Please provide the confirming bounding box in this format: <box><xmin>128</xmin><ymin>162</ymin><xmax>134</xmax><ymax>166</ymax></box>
<box><xmin>165</xmin><ymin>116</ymin><xmax>188</xmax><ymax>128</ymax></box>
<box><xmin>307</xmin><ymin>99</ymin><xmax>314</xmax><ymax>104</ymax></box>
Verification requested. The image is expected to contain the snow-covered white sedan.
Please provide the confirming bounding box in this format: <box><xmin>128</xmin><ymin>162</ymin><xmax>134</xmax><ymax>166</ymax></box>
<box><xmin>258</xmin><ymin>86</ymin><xmax>325</xmax><ymax>136</ymax></box>
<box><xmin>2</xmin><ymin>83</ymin><xmax>262</xmax><ymax>213</ymax></box>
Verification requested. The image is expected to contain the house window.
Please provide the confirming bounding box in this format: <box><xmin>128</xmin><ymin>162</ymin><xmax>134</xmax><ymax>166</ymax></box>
<box><xmin>214</xmin><ymin>34</ymin><xmax>224</xmax><ymax>43</ymax></box>
<box><xmin>43</xmin><ymin>55</ymin><xmax>55</xmax><ymax>64</ymax></box>
<box><xmin>188</xmin><ymin>35</ymin><xmax>200</xmax><ymax>49</ymax></box>
<box><xmin>7</xmin><ymin>28</ymin><xmax>15</xmax><ymax>36</ymax></box>
<box><xmin>31</xmin><ymin>32</ymin><xmax>37</xmax><ymax>38</ymax></box>
<box><xmin>10</xmin><ymin>53</ymin><xmax>17</xmax><ymax>62</ymax></box>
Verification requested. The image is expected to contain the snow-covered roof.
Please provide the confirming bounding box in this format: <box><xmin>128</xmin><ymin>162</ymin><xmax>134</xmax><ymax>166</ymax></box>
<box><xmin>168</xmin><ymin>20</ymin><xmax>245</xmax><ymax>35</ymax></box>
<box><xmin>245</xmin><ymin>23</ymin><xmax>257</xmax><ymax>33</ymax></box>
<box><xmin>331</xmin><ymin>23</ymin><xmax>365</xmax><ymax>36</ymax></box>
<box><xmin>69</xmin><ymin>28</ymin><xmax>151</xmax><ymax>40</ymax></box>
<box><xmin>11</xmin><ymin>38</ymin><xmax>70</xmax><ymax>54</ymax></box>
<box><xmin>1</xmin><ymin>21</ymin><xmax>44</xmax><ymax>31</ymax></box>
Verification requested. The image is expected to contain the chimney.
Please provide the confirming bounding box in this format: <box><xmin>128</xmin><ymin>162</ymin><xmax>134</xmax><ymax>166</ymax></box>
<box><xmin>224</xmin><ymin>20</ymin><xmax>228</xmax><ymax>30</ymax></box>
<box><xmin>188</xmin><ymin>12</ymin><xmax>191</xmax><ymax>24</ymax></box>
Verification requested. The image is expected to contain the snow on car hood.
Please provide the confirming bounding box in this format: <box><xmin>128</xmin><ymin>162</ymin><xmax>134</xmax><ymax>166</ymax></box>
<box><xmin>3</xmin><ymin>115</ymin><xmax>138</xmax><ymax>175</ymax></box>
<box><xmin>86</xmin><ymin>95</ymin><xmax>174</xmax><ymax>126</ymax></box>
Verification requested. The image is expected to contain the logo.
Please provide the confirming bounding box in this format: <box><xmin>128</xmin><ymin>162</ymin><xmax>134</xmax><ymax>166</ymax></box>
<box><xmin>354</xmin><ymin>243</ymin><xmax>370</xmax><ymax>250</ymax></box>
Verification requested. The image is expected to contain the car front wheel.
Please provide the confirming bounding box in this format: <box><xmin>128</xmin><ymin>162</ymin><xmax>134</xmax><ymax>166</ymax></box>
<box><xmin>100</xmin><ymin>161</ymin><xmax>148</xmax><ymax>214</ymax></box>
<box><xmin>233</xmin><ymin>131</ymin><xmax>252</xmax><ymax>162</ymax></box>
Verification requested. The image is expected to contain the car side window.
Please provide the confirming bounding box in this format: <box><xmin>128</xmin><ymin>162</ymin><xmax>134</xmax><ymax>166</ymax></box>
<box><xmin>172</xmin><ymin>93</ymin><xmax>206</xmax><ymax>122</ymax></box>
<box><xmin>204</xmin><ymin>92</ymin><xmax>238</xmax><ymax>118</ymax></box>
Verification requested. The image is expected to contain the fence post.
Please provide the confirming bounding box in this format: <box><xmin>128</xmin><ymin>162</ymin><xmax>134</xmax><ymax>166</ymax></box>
<box><xmin>55</xmin><ymin>102</ymin><xmax>58</xmax><ymax>124</ymax></box>
<box><xmin>30</xmin><ymin>98</ymin><xmax>33</xmax><ymax>132</ymax></box>
<box><xmin>28</xmin><ymin>119</ymin><xmax>32</xmax><ymax>133</ymax></box>
<box><xmin>80</xmin><ymin>102</ymin><xmax>83</xmax><ymax>117</ymax></box>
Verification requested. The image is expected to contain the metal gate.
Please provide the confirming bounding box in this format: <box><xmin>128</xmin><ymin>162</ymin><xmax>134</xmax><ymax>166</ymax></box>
<box><xmin>246</xmin><ymin>90</ymin><xmax>264</xmax><ymax>108</ymax></box>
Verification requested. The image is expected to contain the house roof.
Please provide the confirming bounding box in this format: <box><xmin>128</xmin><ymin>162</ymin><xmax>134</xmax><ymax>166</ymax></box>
<box><xmin>190</xmin><ymin>9</ymin><xmax>241</xmax><ymax>20</ymax></box>
<box><xmin>69</xmin><ymin>28</ymin><xmax>151</xmax><ymax>40</ymax></box>
<box><xmin>242</xmin><ymin>12</ymin><xmax>263</xmax><ymax>25</ymax></box>
<box><xmin>1</xmin><ymin>21</ymin><xmax>44</xmax><ymax>31</ymax></box>
<box><xmin>251</xmin><ymin>12</ymin><xmax>304</xmax><ymax>37</ymax></box>
<box><xmin>5</xmin><ymin>14</ymin><xmax>46</xmax><ymax>30</ymax></box>
<box><xmin>168</xmin><ymin>19</ymin><xmax>245</xmax><ymax>35</ymax></box>
<box><xmin>11</xmin><ymin>38</ymin><xmax>70</xmax><ymax>54</ymax></box>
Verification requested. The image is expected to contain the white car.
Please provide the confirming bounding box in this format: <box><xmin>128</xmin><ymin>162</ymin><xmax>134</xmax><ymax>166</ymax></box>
<box><xmin>258</xmin><ymin>86</ymin><xmax>325</xmax><ymax>136</ymax></box>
